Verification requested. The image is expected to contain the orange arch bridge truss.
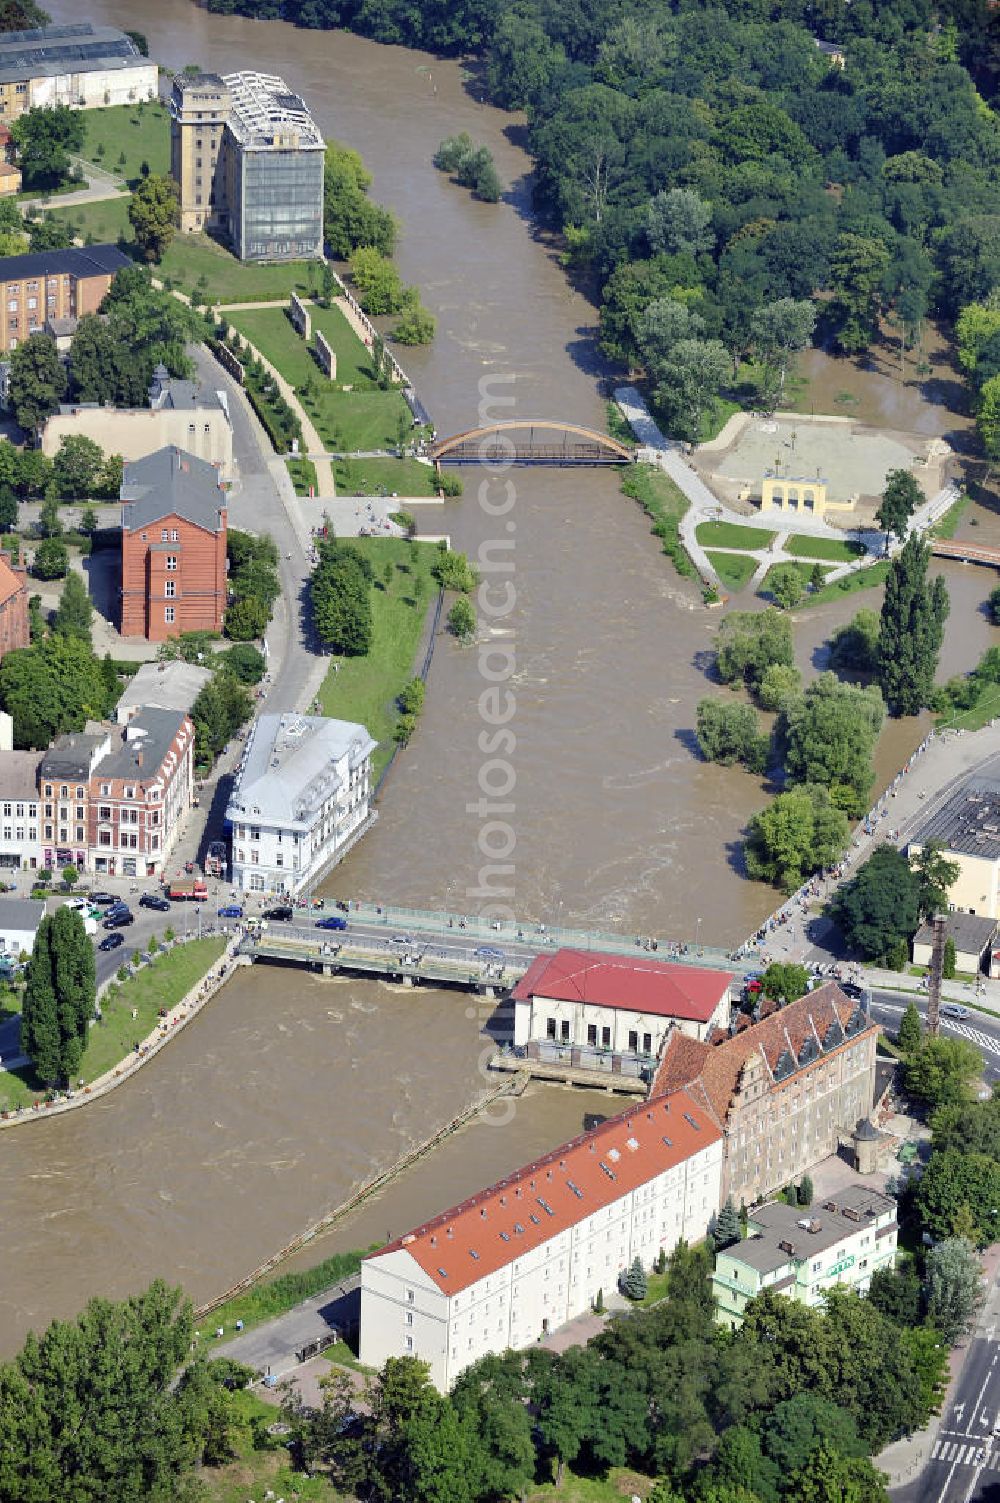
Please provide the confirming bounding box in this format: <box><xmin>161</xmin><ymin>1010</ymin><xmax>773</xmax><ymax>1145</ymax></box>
<box><xmin>428</xmin><ymin>420</ymin><xmax>634</xmax><ymax>467</ymax></box>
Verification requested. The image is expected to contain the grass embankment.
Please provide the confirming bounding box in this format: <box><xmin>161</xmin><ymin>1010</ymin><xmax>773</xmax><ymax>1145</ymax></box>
<box><xmin>78</xmin><ymin>102</ymin><xmax>171</xmax><ymax>184</ymax></box>
<box><xmin>931</xmin><ymin>492</ymin><xmax>972</xmax><ymax>539</ymax></box>
<box><xmin>527</xmin><ymin>1467</ymin><xmax>656</xmax><ymax>1502</ymax></box>
<box><xmin>785</xmin><ymin>533</ymin><xmax>865</xmax><ymax>562</ymax></box>
<box><xmin>0</xmin><ymin>936</ymin><xmax>226</xmax><ymax>1113</ymax></box>
<box><xmin>196</xmin><ymin>1247</ymin><xmax>369</xmax><ymax>1350</ymax></box>
<box><xmin>707</xmin><ymin>551</ymin><xmax>757</xmax><ymax>591</ymax></box>
<box><xmin>695</xmin><ymin>520</ymin><xmax>774</xmax><ymax>549</ymax></box>
<box><xmin>621</xmin><ymin>465</ymin><xmax>694</xmax><ymax>577</ymax></box>
<box><xmin>796</xmin><ymin>560</ymin><xmax>890</xmax><ymax>608</ymax></box>
<box><xmin>202</xmin><ymin>1452</ymin><xmax>340</xmax><ymax>1503</ymax></box>
<box><xmin>227</xmin><ymin>303</ymin><xmax>410</xmax><ymax>451</ymax></box>
<box><xmin>319</xmin><ymin>537</ymin><xmax>436</xmax><ymax>777</ymax></box>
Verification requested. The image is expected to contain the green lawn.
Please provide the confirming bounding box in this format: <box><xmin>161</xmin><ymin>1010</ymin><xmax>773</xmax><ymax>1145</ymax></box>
<box><xmin>311</xmin><ymin>389</ymin><xmax>411</xmax><ymax>452</ymax></box>
<box><xmin>936</xmin><ymin>681</ymin><xmax>1000</xmax><ymax>733</ymax></box>
<box><xmin>0</xmin><ymin>936</ymin><xmax>226</xmax><ymax>1113</ymax></box>
<box><xmin>310</xmin><ymin>300</ymin><xmax>382</xmax><ymax>387</ymax></box>
<box><xmin>286</xmin><ymin>457</ymin><xmax>319</xmax><ymax>496</ymax></box>
<box><xmin>46</xmin><ymin>193</ymin><xmax>131</xmax><ymax>245</ymax></box>
<box><xmin>785</xmin><ymin>533</ymin><xmax>865</xmax><ymax>562</ymax></box>
<box><xmin>707</xmin><ymin>550</ymin><xmax>757</xmax><ymax>591</ymax></box>
<box><xmin>78</xmin><ymin>103</ymin><xmax>171</xmax><ymax>185</ymax></box>
<box><xmin>761</xmin><ymin>560</ymin><xmax>832</xmax><ymax>599</ymax></box>
<box><xmin>801</xmin><ymin>559</ymin><xmax>890</xmax><ymax>608</ymax></box>
<box><xmin>335</xmin><ymin>456</ymin><xmax>439</xmax><ymax>496</ymax></box>
<box><xmin>639</xmin><ymin>1270</ymin><xmax>671</xmax><ymax>1306</ymax></box>
<box><xmin>620</xmin><ymin>464</ymin><xmax>695</xmax><ymax>578</ymax></box>
<box><xmin>79</xmin><ymin>936</ymin><xmax>228</xmax><ymax>1082</ymax></box>
<box><xmin>227</xmin><ymin>304</ymin><xmax>410</xmax><ymax>451</ymax></box>
<box><xmin>319</xmin><ymin>537</ymin><xmax>437</xmax><ymax>775</ymax></box>
<box><xmin>695</xmin><ymin>519</ymin><xmax>774</xmax><ymax>549</ymax></box>
<box><xmin>201</xmin><ymin>1445</ymin><xmax>339</xmax><ymax>1503</ymax></box>
<box><xmin>159</xmin><ymin>234</ymin><xmax>317</xmax><ymax>305</ymax></box>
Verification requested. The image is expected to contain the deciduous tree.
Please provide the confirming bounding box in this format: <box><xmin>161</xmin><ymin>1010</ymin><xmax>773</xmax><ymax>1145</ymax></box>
<box><xmin>745</xmin><ymin>784</ymin><xmax>849</xmax><ymax>892</ymax></box>
<box><xmin>128</xmin><ymin>173</ymin><xmax>179</xmax><ymax>262</ymax></box>
<box><xmin>8</xmin><ymin>333</ymin><xmax>66</xmax><ymax>434</ymax></box>
<box><xmin>696</xmin><ymin>698</ymin><xmax>768</xmax><ymax>772</ymax></box>
<box><xmin>875</xmin><ymin>468</ymin><xmax>922</xmax><ymax>552</ymax></box>
<box><xmin>924</xmin><ymin>1236</ymin><xmax>985</xmax><ymax>1342</ymax></box>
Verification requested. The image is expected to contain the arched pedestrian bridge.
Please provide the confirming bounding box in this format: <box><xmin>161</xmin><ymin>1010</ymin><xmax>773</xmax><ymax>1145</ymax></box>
<box><xmin>427</xmin><ymin>420</ymin><xmax>634</xmax><ymax>467</ymax></box>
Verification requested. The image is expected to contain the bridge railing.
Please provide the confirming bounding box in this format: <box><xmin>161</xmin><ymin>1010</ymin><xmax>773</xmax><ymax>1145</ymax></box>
<box><xmin>340</xmin><ymin>899</ymin><xmax>741</xmax><ymax>970</ymax></box>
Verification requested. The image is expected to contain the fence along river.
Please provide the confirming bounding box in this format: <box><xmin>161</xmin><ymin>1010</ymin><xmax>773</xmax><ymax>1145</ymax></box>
<box><xmin>0</xmin><ymin>0</ymin><xmax>986</xmax><ymax>1353</ymax></box>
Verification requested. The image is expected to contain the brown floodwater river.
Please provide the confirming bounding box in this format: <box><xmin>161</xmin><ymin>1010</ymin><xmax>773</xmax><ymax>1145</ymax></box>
<box><xmin>1</xmin><ymin>0</ymin><xmax>994</xmax><ymax>1354</ymax></box>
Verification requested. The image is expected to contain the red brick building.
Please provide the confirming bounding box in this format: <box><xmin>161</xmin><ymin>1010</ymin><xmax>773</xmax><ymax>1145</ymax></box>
<box><xmin>0</xmin><ymin>551</ymin><xmax>29</xmax><ymax>661</ymax></box>
<box><xmin>119</xmin><ymin>447</ymin><xmax>228</xmax><ymax>641</ymax></box>
<box><xmin>0</xmin><ymin>244</ymin><xmax>131</xmax><ymax>354</ymax></box>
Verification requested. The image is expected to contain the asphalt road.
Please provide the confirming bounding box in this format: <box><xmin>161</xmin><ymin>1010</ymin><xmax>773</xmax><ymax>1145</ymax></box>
<box><xmin>894</xmin><ymin>1323</ymin><xmax>1000</xmax><ymax>1503</ymax></box>
<box><xmin>868</xmin><ymin>989</ymin><xmax>1000</xmax><ymax>1084</ymax></box>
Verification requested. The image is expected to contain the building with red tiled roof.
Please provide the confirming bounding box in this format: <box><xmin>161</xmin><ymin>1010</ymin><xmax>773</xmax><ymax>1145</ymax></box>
<box><xmin>652</xmin><ymin>982</ymin><xmax>878</xmax><ymax>1206</ymax></box>
<box><xmin>511</xmin><ymin>948</ymin><xmax>733</xmax><ymax>1077</ymax></box>
<box><xmin>360</xmin><ymin>1088</ymin><xmax>723</xmax><ymax>1390</ymax></box>
<box><xmin>0</xmin><ymin>551</ymin><xmax>28</xmax><ymax>663</ymax></box>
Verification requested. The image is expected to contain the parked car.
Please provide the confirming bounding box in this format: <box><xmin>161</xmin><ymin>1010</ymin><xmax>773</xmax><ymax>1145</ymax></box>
<box><xmin>102</xmin><ymin>910</ymin><xmax>134</xmax><ymax>929</ymax></box>
<box><xmin>89</xmin><ymin>891</ymin><xmax>118</xmax><ymax>906</ymax></box>
<box><xmin>98</xmin><ymin>932</ymin><xmax>125</xmax><ymax>952</ymax></box>
<box><xmin>264</xmin><ymin>905</ymin><xmax>294</xmax><ymax>921</ymax></box>
<box><xmin>474</xmin><ymin>945</ymin><xmax>505</xmax><ymax>960</ymax></box>
<box><xmin>838</xmin><ymin>982</ymin><xmax>866</xmax><ymax>1001</ymax></box>
<box><xmin>63</xmin><ymin>896</ymin><xmax>90</xmax><ymax>912</ymax></box>
<box><xmin>316</xmin><ymin>915</ymin><xmax>348</xmax><ymax>931</ymax></box>
<box><xmin>139</xmin><ymin>893</ymin><xmax>171</xmax><ymax>912</ymax></box>
<box><xmin>941</xmin><ymin>1003</ymin><xmax>970</xmax><ymax>1019</ymax></box>
<box><xmin>391</xmin><ymin>932</ymin><xmax>412</xmax><ymax>945</ymax></box>
<box><xmin>218</xmin><ymin>904</ymin><xmax>244</xmax><ymax>919</ymax></box>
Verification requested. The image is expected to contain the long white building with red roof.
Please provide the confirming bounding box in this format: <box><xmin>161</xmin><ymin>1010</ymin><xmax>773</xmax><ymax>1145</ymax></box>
<box><xmin>359</xmin><ymin>1089</ymin><xmax>723</xmax><ymax>1389</ymax></box>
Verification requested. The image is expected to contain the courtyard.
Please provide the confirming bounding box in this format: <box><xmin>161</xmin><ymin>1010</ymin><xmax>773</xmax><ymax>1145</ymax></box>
<box><xmin>695</xmin><ymin>412</ymin><xmax>954</xmax><ymax>524</ymax></box>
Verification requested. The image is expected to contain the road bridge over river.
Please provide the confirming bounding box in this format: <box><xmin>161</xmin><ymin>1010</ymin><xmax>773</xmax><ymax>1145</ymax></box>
<box><xmin>238</xmin><ymin>899</ymin><xmax>745</xmax><ymax>991</ymax></box>
<box><xmin>930</xmin><ymin>538</ymin><xmax>1000</xmax><ymax>569</ymax></box>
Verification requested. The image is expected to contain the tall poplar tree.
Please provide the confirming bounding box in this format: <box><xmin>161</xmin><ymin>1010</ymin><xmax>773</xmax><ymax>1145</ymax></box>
<box><xmin>21</xmin><ymin>908</ymin><xmax>95</xmax><ymax>1084</ymax></box>
<box><xmin>876</xmin><ymin>534</ymin><xmax>949</xmax><ymax>715</ymax></box>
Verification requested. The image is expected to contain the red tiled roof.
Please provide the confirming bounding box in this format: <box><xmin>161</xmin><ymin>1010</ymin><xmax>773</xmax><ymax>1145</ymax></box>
<box><xmin>369</xmin><ymin>1088</ymin><xmax>721</xmax><ymax>1296</ymax></box>
<box><xmin>0</xmin><ymin>554</ymin><xmax>24</xmax><ymax>609</ymax></box>
<box><xmin>651</xmin><ymin>982</ymin><xmax>873</xmax><ymax>1121</ymax></box>
<box><xmin>511</xmin><ymin>948</ymin><xmax>734</xmax><ymax>1023</ymax></box>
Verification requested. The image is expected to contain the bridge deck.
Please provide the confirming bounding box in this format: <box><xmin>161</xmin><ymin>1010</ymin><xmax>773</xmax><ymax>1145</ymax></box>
<box><xmin>931</xmin><ymin>540</ymin><xmax>1000</xmax><ymax>567</ymax></box>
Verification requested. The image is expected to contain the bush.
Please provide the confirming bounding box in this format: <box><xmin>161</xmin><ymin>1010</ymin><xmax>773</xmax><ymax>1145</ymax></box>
<box><xmin>224</xmin><ymin>596</ymin><xmax>269</xmax><ymax>642</ymax></box>
<box><xmin>447</xmin><ymin>597</ymin><xmax>476</xmax><ymax>641</ymax></box>
<box><xmin>221</xmin><ymin>643</ymin><xmax>266</xmax><ymax>684</ymax></box>
<box><xmin>32</xmin><ymin>537</ymin><xmax>69</xmax><ymax>579</ymax></box>
<box><xmin>431</xmin><ymin>546</ymin><xmax>477</xmax><ymax>592</ymax></box>
<box><xmin>438</xmin><ymin>471</ymin><xmax>463</xmax><ymax>497</ymax></box>
<box><xmin>394</xmin><ymin>300</ymin><xmax>437</xmax><ymax>345</ymax></box>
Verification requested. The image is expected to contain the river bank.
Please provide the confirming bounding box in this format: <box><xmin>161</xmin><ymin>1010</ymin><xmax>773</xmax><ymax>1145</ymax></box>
<box><xmin>0</xmin><ymin>935</ymin><xmax>233</xmax><ymax>1128</ymax></box>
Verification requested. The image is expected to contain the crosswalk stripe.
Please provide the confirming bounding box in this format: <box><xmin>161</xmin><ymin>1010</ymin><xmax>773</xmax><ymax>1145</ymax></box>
<box><xmin>941</xmin><ymin>1442</ymin><xmax>954</xmax><ymax>1461</ymax></box>
<box><xmin>932</xmin><ymin>1440</ymin><xmax>943</xmax><ymax>1460</ymax></box>
<box><xmin>959</xmin><ymin>1445</ymin><xmax>971</xmax><ymax>1464</ymax></box>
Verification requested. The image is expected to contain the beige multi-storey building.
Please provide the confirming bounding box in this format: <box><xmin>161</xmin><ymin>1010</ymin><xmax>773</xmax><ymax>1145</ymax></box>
<box><xmin>169</xmin><ymin>72</ymin><xmax>230</xmax><ymax>236</ymax></box>
<box><xmin>170</xmin><ymin>70</ymin><xmax>324</xmax><ymax>261</ymax></box>
<box><xmin>653</xmin><ymin>982</ymin><xmax>878</xmax><ymax>1207</ymax></box>
<box><xmin>41</xmin><ymin>364</ymin><xmax>234</xmax><ymax>479</ymax></box>
<box><xmin>908</xmin><ymin>776</ymin><xmax>1000</xmax><ymax>921</ymax></box>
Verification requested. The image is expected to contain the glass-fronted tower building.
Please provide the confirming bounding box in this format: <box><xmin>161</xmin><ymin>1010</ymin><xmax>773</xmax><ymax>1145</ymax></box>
<box><xmin>221</xmin><ymin>72</ymin><xmax>325</xmax><ymax>262</ymax></box>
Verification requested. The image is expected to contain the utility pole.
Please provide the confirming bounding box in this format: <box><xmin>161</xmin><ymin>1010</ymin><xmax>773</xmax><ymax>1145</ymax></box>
<box><xmin>927</xmin><ymin>912</ymin><xmax>946</xmax><ymax>1036</ymax></box>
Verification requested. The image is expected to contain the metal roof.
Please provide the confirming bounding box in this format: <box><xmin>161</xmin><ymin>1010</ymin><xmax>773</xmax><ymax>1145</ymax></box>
<box><xmin>731</xmin><ymin>1187</ymin><xmax>896</xmax><ymax>1275</ymax></box>
<box><xmin>221</xmin><ymin>70</ymin><xmax>324</xmax><ymax>151</ymax></box>
<box><xmin>227</xmin><ymin>713</ymin><xmax>375</xmax><ymax>828</ymax></box>
<box><xmin>913</xmin><ymin>774</ymin><xmax>1000</xmax><ymax>861</ymax></box>
<box><xmin>0</xmin><ymin>23</ymin><xmax>145</xmax><ymax>84</ymax></box>
<box><xmin>0</xmin><ymin>897</ymin><xmax>45</xmax><ymax>931</ymax></box>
